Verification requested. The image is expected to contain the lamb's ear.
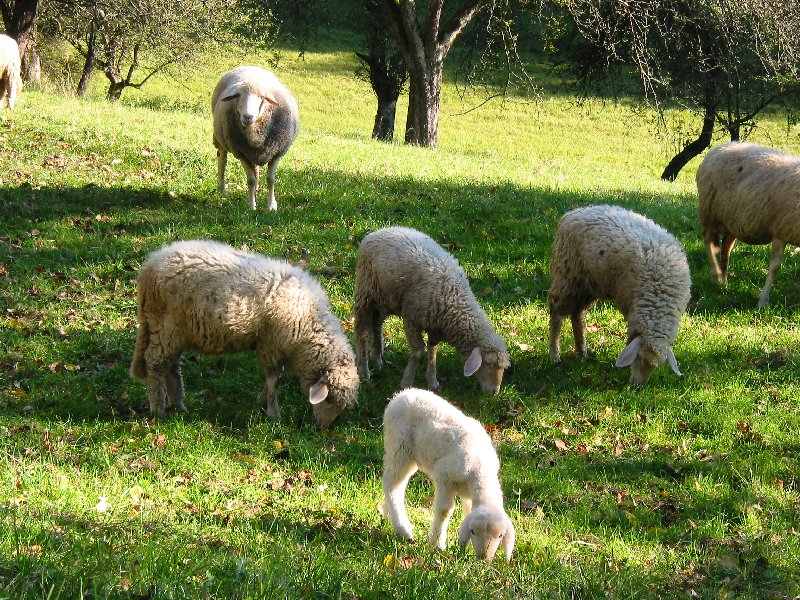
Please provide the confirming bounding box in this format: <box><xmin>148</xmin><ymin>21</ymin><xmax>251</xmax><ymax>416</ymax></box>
<box><xmin>308</xmin><ymin>376</ymin><xmax>329</xmax><ymax>405</ymax></box>
<box><xmin>666</xmin><ymin>347</ymin><xmax>682</xmax><ymax>376</ymax></box>
<box><xmin>458</xmin><ymin>514</ymin><xmax>473</xmax><ymax>548</ymax></box>
<box><xmin>464</xmin><ymin>347</ymin><xmax>483</xmax><ymax>377</ymax></box>
<box><xmin>502</xmin><ymin>518</ymin><xmax>516</xmax><ymax>562</ymax></box>
<box><xmin>615</xmin><ymin>336</ymin><xmax>643</xmax><ymax>367</ymax></box>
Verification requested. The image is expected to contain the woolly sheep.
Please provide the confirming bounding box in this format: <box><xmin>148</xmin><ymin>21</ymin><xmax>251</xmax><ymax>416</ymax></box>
<box><xmin>548</xmin><ymin>205</ymin><xmax>691</xmax><ymax>386</ymax></box>
<box><xmin>381</xmin><ymin>388</ymin><xmax>515</xmax><ymax>562</ymax></box>
<box><xmin>696</xmin><ymin>141</ymin><xmax>800</xmax><ymax>307</ymax></box>
<box><xmin>354</xmin><ymin>226</ymin><xmax>510</xmax><ymax>394</ymax></box>
<box><xmin>0</xmin><ymin>34</ymin><xmax>21</xmax><ymax>110</ymax></box>
<box><xmin>211</xmin><ymin>66</ymin><xmax>299</xmax><ymax>211</ymax></box>
<box><xmin>129</xmin><ymin>240</ymin><xmax>358</xmax><ymax>428</ymax></box>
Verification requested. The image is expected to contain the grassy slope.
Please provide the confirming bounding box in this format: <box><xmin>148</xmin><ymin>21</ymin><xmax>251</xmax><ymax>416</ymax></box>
<box><xmin>1</xmin><ymin>44</ymin><xmax>799</xmax><ymax>599</ymax></box>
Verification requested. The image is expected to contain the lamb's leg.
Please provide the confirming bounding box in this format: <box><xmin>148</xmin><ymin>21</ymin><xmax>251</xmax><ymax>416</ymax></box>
<box><xmin>719</xmin><ymin>234</ymin><xmax>737</xmax><ymax>284</ymax></box>
<box><xmin>382</xmin><ymin>455</ymin><xmax>418</xmax><ymax>541</ymax></box>
<box><xmin>429</xmin><ymin>484</ymin><xmax>457</xmax><ymax>550</ymax></box>
<box><xmin>217</xmin><ymin>149</ymin><xmax>227</xmax><ymax>196</ymax></box>
<box><xmin>548</xmin><ymin>311</ymin><xmax>563</xmax><ymax>364</ymax></box>
<box><xmin>165</xmin><ymin>357</ymin><xmax>186</xmax><ymax>412</ymax></box>
<box><xmin>400</xmin><ymin>320</ymin><xmax>425</xmax><ymax>389</ymax></box>
<box><xmin>241</xmin><ymin>159</ymin><xmax>259</xmax><ymax>210</ymax></box>
<box><xmin>758</xmin><ymin>239</ymin><xmax>786</xmax><ymax>308</ymax></box>
<box><xmin>461</xmin><ymin>497</ymin><xmax>473</xmax><ymax>518</ymax></box>
<box><xmin>426</xmin><ymin>334</ymin><xmax>442</xmax><ymax>392</ymax></box>
<box><xmin>265</xmin><ymin>156</ymin><xmax>280</xmax><ymax>211</ymax></box>
<box><xmin>571</xmin><ymin>308</ymin><xmax>587</xmax><ymax>357</ymax></box>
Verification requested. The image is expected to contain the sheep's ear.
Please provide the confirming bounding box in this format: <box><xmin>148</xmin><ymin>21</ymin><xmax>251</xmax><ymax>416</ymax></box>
<box><xmin>220</xmin><ymin>88</ymin><xmax>241</xmax><ymax>102</ymax></box>
<box><xmin>458</xmin><ymin>514</ymin><xmax>473</xmax><ymax>548</ymax></box>
<box><xmin>464</xmin><ymin>347</ymin><xmax>483</xmax><ymax>377</ymax></box>
<box><xmin>666</xmin><ymin>347</ymin><xmax>682</xmax><ymax>376</ymax></box>
<box><xmin>615</xmin><ymin>336</ymin><xmax>643</xmax><ymax>367</ymax></box>
<box><xmin>263</xmin><ymin>92</ymin><xmax>279</xmax><ymax>106</ymax></box>
<box><xmin>502</xmin><ymin>518</ymin><xmax>516</xmax><ymax>562</ymax></box>
<box><xmin>308</xmin><ymin>377</ymin><xmax>329</xmax><ymax>405</ymax></box>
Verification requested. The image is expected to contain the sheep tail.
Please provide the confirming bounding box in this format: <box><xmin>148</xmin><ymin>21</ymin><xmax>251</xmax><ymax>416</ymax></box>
<box><xmin>129</xmin><ymin>319</ymin><xmax>149</xmax><ymax>382</ymax></box>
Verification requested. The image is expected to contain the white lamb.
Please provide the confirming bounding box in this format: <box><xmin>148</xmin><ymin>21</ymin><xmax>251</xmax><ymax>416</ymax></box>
<box><xmin>129</xmin><ymin>240</ymin><xmax>358</xmax><ymax>428</ymax></box>
<box><xmin>354</xmin><ymin>227</ymin><xmax>510</xmax><ymax>394</ymax></box>
<box><xmin>696</xmin><ymin>141</ymin><xmax>800</xmax><ymax>307</ymax></box>
<box><xmin>0</xmin><ymin>34</ymin><xmax>22</xmax><ymax>110</ymax></box>
<box><xmin>211</xmin><ymin>66</ymin><xmax>299</xmax><ymax>211</ymax></box>
<box><xmin>548</xmin><ymin>205</ymin><xmax>691</xmax><ymax>386</ymax></box>
<box><xmin>382</xmin><ymin>388</ymin><xmax>515</xmax><ymax>562</ymax></box>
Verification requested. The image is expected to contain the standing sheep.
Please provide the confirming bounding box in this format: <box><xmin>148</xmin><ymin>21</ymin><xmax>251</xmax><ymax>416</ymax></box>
<box><xmin>548</xmin><ymin>205</ymin><xmax>691</xmax><ymax>386</ymax></box>
<box><xmin>696</xmin><ymin>141</ymin><xmax>800</xmax><ymax>307</ymax></box>
<box><xmin>0</xmin><ymin>34</ymin><xmax>21</xmax><ymax>110</ymax></box>
<box><xmin>354</xmin><ymin>227</ymin><xmax>510</xmax><ymax>394</ymax></box>
<box><xmin>211</xmin><ymin>66</ymin><xmax>299</xmax><ymax>211</ymax></box>
<box><xmin>129</xmin><ymin>240</ymin><xmax>358</xmax><ymax>428</ymax></box>
<box><xmin>382</xmin><ymin>388</ymin><xmax>515</xmax><ymax>563</ymax></box>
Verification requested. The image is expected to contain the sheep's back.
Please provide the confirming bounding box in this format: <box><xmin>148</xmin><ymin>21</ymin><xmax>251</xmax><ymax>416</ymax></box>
<box><xmin>697</xmin><ymin>142</ymin><xmax>800</xmax><ymax>244</ymax></box>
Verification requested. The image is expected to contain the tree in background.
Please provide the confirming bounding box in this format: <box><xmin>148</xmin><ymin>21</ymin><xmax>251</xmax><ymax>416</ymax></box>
<box><xmin>0</xmin><ymin>0</ymin><xmax>41</xmax><ymax>81</ymax></box>
<box><xmin>41</xmin><ymin>0</ymin><xmax>255</xmax><ymax>100</ymax></box>
<box><xmin>554</xmin><ymin>0</ymin><xmax>800</xmax><ymax>180</ymax></box>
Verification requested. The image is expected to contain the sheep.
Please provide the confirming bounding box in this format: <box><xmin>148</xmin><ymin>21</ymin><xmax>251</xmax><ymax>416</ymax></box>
<box><xmin>0</xmin><ymin>34</ymin><xmax>22</xmax><ymax>110</ymax></box>
<box><xmin>354</xmin><ymin>226</ymin><xmax>510</xmax><ymax>394</ymax></box>
<box><xmin>696</xmin><ymin>141</ymin><xmax>800</xmax><ymax>307</ymax></box>
<box><xmin>211</xmin><ymin>66</ymin><xmax>299</xmax><ymax>211</ymax></box>
<box><xmin>381</xmin><ymin>388</ymin><xmax>515</xmax><ymax>562</ymax></box>
<box><xmin>129</xmin><ymin>240</ymin><xmax>358</xmax><ymax>428</ymax></box>
<box><xmin>548</xmin><ymin>205</ymin><xmax>691</xmax><ymax>386</ymax></box>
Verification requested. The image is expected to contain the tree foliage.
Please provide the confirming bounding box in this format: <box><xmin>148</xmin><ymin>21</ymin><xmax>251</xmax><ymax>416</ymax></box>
<box><xmin>41</xmin><ymin>0</ymin><xmax>260</xmax><ymax>100</ymax></box>
<box><xmin>553</xmin><ymin>0</ymin><xmax>800</xmax><ymax>179</ymax></box>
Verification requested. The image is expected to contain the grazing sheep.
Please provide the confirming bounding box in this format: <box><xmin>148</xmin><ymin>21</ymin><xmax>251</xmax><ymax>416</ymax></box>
<box><xmin>382</xmin><ymin>388</ymin><xmax>515</xmax><ymax>562</ymax></box>
<box><xmin>696</xmin><ymin>141</ymin><xmax>800</xmax><ymax>307</ymax></box>
<box><xmin>0</xmin><ymin>34</ymin><xmax>21</xmax><ymax>110</ymax></box>
<box><xmin>129</xmin><ymin>240</ymin><xmax>358</xmax><ymax>428</ymax></box>
<box><xmin>354</xmin><ymin>226</ymin><xmax>510</xmax><ymax>394</ymax></box>
<box><xmin>211</xmin><ymin>66</ymin><xmax>299</xmax><ymax>211</ymax></box>
<box><xmin>548</xmin><ymin>205</ymin><xmax>691</xmax><ymax>386</ymax></box>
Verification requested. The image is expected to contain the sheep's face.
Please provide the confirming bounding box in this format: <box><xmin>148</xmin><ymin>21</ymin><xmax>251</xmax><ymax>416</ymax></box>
<box><xmin>458</xmin><ymin>506</ymin><xmax>515</xmax><ymax>563</ymax></box>
<box><xmin>616</xmin><ymin>335</ymin><xmax>682</xmax><ymax>387</ymax></box>
<box><xmin>308</xmin><ymin>360</ymin><xmax>359</xmax><ymax>429</ymax></box>
<box><xmin>466</xmin><ymin>348</ymin><xmax>510</xmax><ymax>395</ymax></box>
<box><xmin>312</xmin><ymin>400</ymin><xmax>344</xmax><ymax>430</ymax></box>
<box><xmin>220</xmin><ymin>86</ymin><xmax>278</xmax><ymax>129</ymax></box>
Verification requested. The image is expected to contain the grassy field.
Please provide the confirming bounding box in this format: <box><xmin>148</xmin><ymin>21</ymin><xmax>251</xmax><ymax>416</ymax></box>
<box><xmin>1</xmin><ymin>41</ymin><xmax>800</xmax><ymax>599</ymax></box>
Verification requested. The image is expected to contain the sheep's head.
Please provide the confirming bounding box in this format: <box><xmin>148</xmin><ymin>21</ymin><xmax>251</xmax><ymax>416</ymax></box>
<box><xmin>615</xmin><ymin>335</ymin><xmax>682</xmax><ymax>387</ymax></box>
<box><xmin>458</xmin><ymin>505</ymin><xmax>515</xmax><ymax>563</ymax></box>
<box><xmin>463</xmin><ymin>346</ymin><xmax>511</xmax><ymax>395</ymax></box>
<box><xmin>220</xmin><ymin>84</ymin><xmax>278</xmax><ymax>129</ymax></box>
<box><xmin>307</xmin><ymin>358</ymin><xmax>359</xmax><ymax>429</ymax></box>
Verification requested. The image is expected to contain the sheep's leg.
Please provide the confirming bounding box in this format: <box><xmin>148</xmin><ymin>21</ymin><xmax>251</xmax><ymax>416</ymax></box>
<box><xmin>548</xmin><ymin>311</ymin><xmax>563</xmax><ymax>363</ymax></box>
<box><xmin>719</xmin><ymin>234</ymin><xmax>737</xmax><ymax>284</ymax></box>
<box><xmin>354</xmin><ymin>304</ymin><xmax>381</xmax><ymax>379</ymax></box>
<box><xmin>240</xmin><ymin>159</ymin><xmax>259</xmax><ymax>210</ymax></box>
<box><xmin>704</xmin><ymin>231</ymin><xmax>724</xmax><ymax>284</ymax></box>
<box><xmin>217</xmin><ymin>149</ymin><xmax>228</xmax><ymax>196</ymax></box>
<box><xmin>258</xmin><ymin>373</ymin><xmax>282</xmax><ymax>420</ymax></box>
<box><xmin>426</xmin><ymin>334</ymin><xmax>442</xmax><ymax>392</ymax></box>
<box><xmin>371</xmin><ymin>312</ymin><xmax>385</xmax><ymax>370</ymax></box>
<box><xmin>165</xmin><ymin>358</ymin><xmax>186</xmax><ymax>412</ymax></box>
<box><xmin>382</xmin><ymin>457</ymin><xmax>418</xmax><ymax>541</ymax></box>
<box><xmin>265</xmin><ymin>156</ymin><xmax>280</xmax><ymax>211</ymax></box>
<box><xmin>461</xmin><ymin>497</ymin><xmax>473</xmax><ymax>518</ymax></box>
<box><xmin>146</xmin><ymin>364</ymin><xmax>167</xmax><ymax>416</ymax></box>
<box><xmin>400</xmin><ymin>321</ymin><xmax>425</xmax><ymax>389</ymax></box>
<box><xmin>758</xmin><ymin>239</ymin><xmax>786</xmax><ymax>308</ymax></box>
<box><xmin>571</xmin><ymin>309</ymin><xmax>587</xmax><ymax>357</ymax></box>
<box><xmin>429</xmin><ymin>484</ymin><xmax>457</xmax><ymax>550</ymax></box>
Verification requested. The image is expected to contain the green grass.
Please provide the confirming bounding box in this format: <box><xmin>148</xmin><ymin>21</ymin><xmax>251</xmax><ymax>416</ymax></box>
<box><xmin>1</xmin><ymin>44</ymin><xmax>799</xmax><ymax>599</ymax></box>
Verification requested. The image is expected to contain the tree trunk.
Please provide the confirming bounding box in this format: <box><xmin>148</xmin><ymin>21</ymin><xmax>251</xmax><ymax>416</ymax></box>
<box><xmin>661</xmin><ymin>82</ymin><xmax>717</xmax><ymax>181</ymax></box>
<box><xmin>77</xmin><ymin>20</ymin><xmax>98</xmax><ymax>97</ymax></box>
<box><xmin>105</xmin><ymin>70</ymin><xmax>125</xmax><ymax>100</ymax></box>
<box><xmin>405</xmin><ymin>59</ymin><xmax>442</xmax><ymax>147</ymax></box>
<box><xmin>373</xmin><ymin>98</ymin><xmax>397</xmax><ymax>141</ymax></box>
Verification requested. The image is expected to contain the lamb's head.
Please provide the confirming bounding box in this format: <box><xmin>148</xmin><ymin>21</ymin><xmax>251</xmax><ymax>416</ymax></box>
<box><xmin>458</xmin><ymin>505</ymin><xmax>515</xmax><ymax>563</ymax></box>
<box><xmin>463</xmin><ymin>344</ymin><xmax>511</xmax><ymax>395</ymax></box>
<box><xmin>219</xmin><ymin>83</ymin><xmax>278</xmax><ymax>129</ymax></box>
<box><xmin>307</xmin><ymin>357</ymin><xmax>360</xmax><ymax>429</ymax></box>
<box><xmin>615</xmin><ymin>335</ymin><xmax>681</xmax><ymax>387</ymax></box>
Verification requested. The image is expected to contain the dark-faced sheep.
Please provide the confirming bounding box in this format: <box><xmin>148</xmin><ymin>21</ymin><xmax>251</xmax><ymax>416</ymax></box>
<box><xmin>212</xmin><ymin>66</ymin><xmax>299</xmax><ymax>210</ymax></box>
